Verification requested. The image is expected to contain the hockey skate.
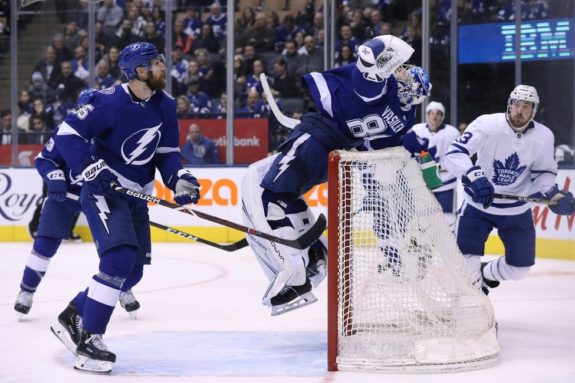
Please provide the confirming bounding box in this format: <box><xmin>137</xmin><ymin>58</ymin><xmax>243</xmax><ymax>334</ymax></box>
<box><xmin>14</xmin><ymin>290</ymin><xmax>34</xmax><ymax>316</ymax></box>
<box><xmin>74</xmin><ymin>330</ymin><xmax>116</xmax><ymax>374</ymax></box>
<box><xmin>480</xmin><ymin>263</ymin><xmax>500</xmax><ymax>295</ymax></box>
<box><xmin>51</xmin><ymin>302</ymin><xmax>83</xmax><ymax>354</ymax></box>
<box><xmin>270</xmin><ymin>278</ymin><xmax>317</xmax><ymax>316</ymax></box>
<box><xmin>119</xmin><ymin>289</ymin><xmax>140</xmax><ymax>319</ymax></box>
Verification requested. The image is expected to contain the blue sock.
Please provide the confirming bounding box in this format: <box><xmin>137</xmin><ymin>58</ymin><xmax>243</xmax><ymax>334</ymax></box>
<box><xmin>20</xmin><ymin>236</ymin><xmax>62</xmax><ymax>292</ymax></box>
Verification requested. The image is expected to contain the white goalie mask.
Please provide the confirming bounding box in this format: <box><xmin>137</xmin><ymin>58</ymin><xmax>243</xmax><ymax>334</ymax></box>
<box><xmin>356</xmin><ymin>35</ymin><xmax>414</xmax><ymax>82</ymax></box>
<box><xmin>507</xmin><ymin>84</ymin><xmax>539</xmax><ymax>129</ymax></box>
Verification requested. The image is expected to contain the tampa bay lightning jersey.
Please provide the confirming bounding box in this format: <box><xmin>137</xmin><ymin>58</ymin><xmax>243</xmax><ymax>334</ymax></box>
<box><xmin>410</xmin><ymin>122</ymin><xmax>461</xmax><ymax>192</ymax></box>
<box><xmin>35</xmin><ymin>130</ymin><xmax>82</xmax><ymax>195</ymax></box>
<box><xmin>302</xmin><ymin>64</ymin><xmax>415</xmax><ymax>150</ymax></box>
<box><xmin>444</xmin><ymin>113</ymin><xmax>558</xmax><ymax>215</ymax></box>
<box><xmin>56</xmin><ymin>84</ymin><xmax>182</xmax><ymax>193</ymax></box>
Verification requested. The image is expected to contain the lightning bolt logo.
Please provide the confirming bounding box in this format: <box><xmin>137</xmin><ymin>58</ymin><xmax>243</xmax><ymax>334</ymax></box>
<box><xmin>272</xmin><ymin>133</ymin><xmax>310</xmax><ymax>183</ymax></box>
<box><xmin>121</xmin><ymin>123</ymin><xmax>162</xmax><ymax>165</ymax></box>
<box><xmin>94</xmin><ymin>195</ymin><xmax>111</xmax><ymax>234</ymax></box>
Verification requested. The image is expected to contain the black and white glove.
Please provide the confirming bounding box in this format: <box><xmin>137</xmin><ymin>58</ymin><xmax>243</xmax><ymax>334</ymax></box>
<box><xmin>462</xmin><ymin>166</ymin><xmax>495</xmax><ymax>208</ymax></box>
<box><xmin>168</xmin><ymin>169</ymin><xmax>200</xmax><ymax>205</ymax></box>
<box><xmin>82</xmin><ymin>159</ymin><xmax>118</xmax><ymax>196</ymax></box>
<box><xmin>544</xmin><ymin>186</ymin><xmax>575</xmax><ymax>215</ymax></box>
<box><xmin>46</xmin><ymin>169</ymin><xmax>67</xmax><ymax>202</ymax></box>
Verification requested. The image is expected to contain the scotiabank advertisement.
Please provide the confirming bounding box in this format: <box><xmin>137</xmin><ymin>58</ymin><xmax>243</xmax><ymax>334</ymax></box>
<box><xmin>0</xmin><ymin>167</ymin><xmax>572</xmax><ymax>259</ymax></box>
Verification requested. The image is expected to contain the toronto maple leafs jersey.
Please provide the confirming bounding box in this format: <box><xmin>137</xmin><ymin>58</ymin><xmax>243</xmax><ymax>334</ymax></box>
<box><xmin>56</xmin><ymin>84</ymin><xmax>182</xmax><ymax>193</ymax></box>
<box><xmin>35</xmin><ymin>130</ymin><xmax>82</xmax><ymax>195</ymax></box>
<box><xmin>302</xmin><ymin>64</ymin><xmax>415</xmax><ymax>150</ymax></box>
<box><xmin>444</xmin><ymin>113</ymin><xmax>558</xmax><ymax>215</ymax></box>
<box><xmin>411</xmin><ymin>122</ymin><xmax>460</xmax><ymax>192</ymax></box>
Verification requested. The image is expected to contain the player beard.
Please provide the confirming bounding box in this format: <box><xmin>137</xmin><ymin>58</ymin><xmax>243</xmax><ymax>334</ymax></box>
<box><xmin>147</xmin><ymin>72</ymin><xmax>166</xmax><ymax>91</ymax></box>
<box><xmin>509</xmin><ymin>114</ymin><xmax>528</xmax><ymax>129</ymax></box>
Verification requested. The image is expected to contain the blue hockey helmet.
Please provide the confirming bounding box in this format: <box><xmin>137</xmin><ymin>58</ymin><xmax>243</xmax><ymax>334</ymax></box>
<box><xmin>77</xmin><ymin>88</ymin><xmax>96</xmax><ymax>106</ymax></box>
<box><xmin>119</xmin><ymin>42</ymin><xmax>163</xmax><ymax>80</ymax></box>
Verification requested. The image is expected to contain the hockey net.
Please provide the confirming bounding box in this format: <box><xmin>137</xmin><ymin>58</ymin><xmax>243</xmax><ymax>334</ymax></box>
<box><xmin>327</xmin><ymin>148</ymin><xmax>500</xmax><ymax>373</ymax></box>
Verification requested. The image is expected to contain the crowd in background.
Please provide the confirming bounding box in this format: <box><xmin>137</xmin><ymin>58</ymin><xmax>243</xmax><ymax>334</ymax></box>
<box><xmin>0</xmin><ymin>0</ymin><xmax>573</xmax><ymax>161</ymax></box>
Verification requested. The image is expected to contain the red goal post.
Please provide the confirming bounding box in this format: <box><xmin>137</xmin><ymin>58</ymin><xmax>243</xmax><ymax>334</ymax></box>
<box><xmin>327</xmin><ymin>148</ymin><xmax>500</xmax><ymax>373</ymax></box>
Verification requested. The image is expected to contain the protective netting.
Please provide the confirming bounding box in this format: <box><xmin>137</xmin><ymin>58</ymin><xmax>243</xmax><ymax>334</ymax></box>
<box><xmin>333</xmin><ymin>148</ymin><xmax>500</xmax><ymax>372</ymax></box>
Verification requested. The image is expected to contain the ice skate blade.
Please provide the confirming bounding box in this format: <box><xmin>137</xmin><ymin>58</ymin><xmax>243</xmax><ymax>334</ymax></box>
<box><xmin>127</xmin><ymin>310</ymin><xmax>138</xmax><ymax>320</ymax></box>
<box><xmin>74</xmin><ymin>355</ymin><xmax>113</xmax><ymax>374</ymax></box>
<box><xmin>270</xmin><ymin>292</ymin><xmax>318</xmax><ymax>316</ymax></box>
<box><xmin>50</xmin><ymin>322</ymin><xmax>78</xmax><ymax>355</ymax></box>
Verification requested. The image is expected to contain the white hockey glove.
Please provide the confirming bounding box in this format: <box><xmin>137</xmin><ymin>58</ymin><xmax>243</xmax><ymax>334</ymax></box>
<box><xmin>356</xmin><ymin>35</ymin><xmax>414</xmax><ymax>82</ymax></box>
<box><xmin>395</xmin><ymin>65</ymin><xmax>432</xmax><ymax>106</ymax></box>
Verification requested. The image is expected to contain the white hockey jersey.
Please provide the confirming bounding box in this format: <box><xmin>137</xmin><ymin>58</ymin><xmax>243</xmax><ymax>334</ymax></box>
<box><xmin>411</xmin><ymin>122</ymin><xmax>460</xmax><ymax>192</ymax></box>
<box><xmin>444</xmin><ymin>113</ymin><xmax>557</xmax><ymax>216</ymax></box>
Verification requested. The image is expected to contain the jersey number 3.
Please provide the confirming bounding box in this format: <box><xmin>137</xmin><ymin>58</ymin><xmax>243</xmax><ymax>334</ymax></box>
<box><xmin>456</xmin><ymin>131</ymin><xmax>473</xmax><ymax>144</ymax></box>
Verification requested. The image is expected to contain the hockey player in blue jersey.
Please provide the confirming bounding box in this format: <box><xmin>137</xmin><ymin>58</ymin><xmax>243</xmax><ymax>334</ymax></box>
<box><xmin>14</xmin><ymin>88</ymin><xmax>143</xmax><ymax>319</ymax></box>
<box><xmin>50</xmin><ymin>42</ymin><xmax>200</xmax><ymax>374</ymax></box>
<box><xmin>242</xmin><ymin>35</ymin><xmax>431</xmax><ymax>315</ymax></box>
<box><xmin>444</xmin><ymin>85</ymin><xmax>575</xmax><ymax>295</ymax></box>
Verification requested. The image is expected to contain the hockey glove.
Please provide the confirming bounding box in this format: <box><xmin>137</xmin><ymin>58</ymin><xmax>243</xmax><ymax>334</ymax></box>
<box><xmin>82</xmin><ymin>159</ymin><xmax>118</xmax><ymax>196</ymax></box>
<box><xmin>401</xmin><ymin>129</ymin><xmax>437</xmax><ymax>159</ymax></box>
<box><xmin>462</xmin><ymin>166</ymin><xmax>494</xmax><ymax>208</ymax></box>
<box><xmin>46</xmin><ymin>169</ymin><xmax>68</xmax><ymax>202</ymax></box>
<box><xmin>168</xmin><ymin>169</ymin><xmax>200</xmax><ymax>205</ymax></box>
<box><xmin>544</xmin><ymin>186</ymin><xmax>575</xmax><ymax>215</ymax></box>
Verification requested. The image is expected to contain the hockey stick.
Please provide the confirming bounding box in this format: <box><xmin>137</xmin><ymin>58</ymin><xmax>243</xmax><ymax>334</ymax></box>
<box><xmin>260</xmin><ymin>73</ymin><xmax>300</xmax><ymax>129</ymax></box>
<box><xmin>494</xmin><ymin>193</ymin><xmax>557</xmax><ymax>205</ymax></box>
<box><xmin>150</xmin><ymin>221</ymin><xmax>248</xmax><ymax>252</ymax></box>
<box><xmin>112</xmin><ymin>184</ymin><xmax>326</xmax><ymax>250</ymax></box>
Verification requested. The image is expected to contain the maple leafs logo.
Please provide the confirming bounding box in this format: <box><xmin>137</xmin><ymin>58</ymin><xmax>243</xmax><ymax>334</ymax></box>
<box><xmin>492</xmin><ymin>153</ymin><xmax>526</xmax><ymax>186</ymax></box>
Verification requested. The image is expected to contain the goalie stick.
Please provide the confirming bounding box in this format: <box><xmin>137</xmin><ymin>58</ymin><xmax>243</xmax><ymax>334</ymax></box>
<box><xmin>150</xmin><ymin>221</ymin><xmax>248</xmax><ymax>252</ymax></box>
<box><xmin>112</xmin><ymin>184</ymin><xmax>327</xmax><ymax>250</ymax></box>
<box><xmin>260</xmin><ymin>73</ymin><xmax>300</xmax><ymax>129</ymax></box>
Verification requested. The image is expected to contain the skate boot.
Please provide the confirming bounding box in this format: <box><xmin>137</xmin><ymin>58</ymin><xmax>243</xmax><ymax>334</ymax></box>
<box><xmin>74</xmin><ymin>330</ymin><xmax>116</xmax><ymax>374</ymax></box>
<box><xmin>51</xmin><ymin>302</ymin><xmax>83</xmax><ymax>354</ymax></box>
<box><xmin>119</xmin><ymin>289</ymin><xmax>140</xmax><ymax>319</ymax></box>
<box><xmin>480</xmin><ymin>262</ymin><xmax>500</xmax><ymax>295</ymax></box>
<box><xmin>14</xmin><ymin>290</ymin><xmax>34</xmax><ymax>316</ymax></box>
<box><xmin>270</xmin><ymin>278</ymin><xmax>317</xmax><ymax>316</ymax></box>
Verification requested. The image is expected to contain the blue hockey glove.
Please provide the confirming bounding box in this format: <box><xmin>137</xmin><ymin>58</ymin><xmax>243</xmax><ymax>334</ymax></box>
<box><xmin>401</xmin><ymin>129</ymin><xmax>437</xmax><ymax>159</ymax></box>
<box><xmin>168</xmin><ymin>169</ymin><xmax>200</xmax><ymax>205</ymax></box>
<box><xmin>544</xmin><ymin>186</ymin><xmax>575</xmax><ymax>215</ymax></box>
<box><xmin>82</xmin><ymin>159</ymin><xmax>118</xmax><ymax>196</ymax></box>
<box><xmin>46</xmin><ymin>169</ymin><xmax>68</xmax><ymax>202</ymax></box>
<box><xmin>462</xmin><ymin>166</ymin><xmax>494</xmax><ymax>208</ymax></box>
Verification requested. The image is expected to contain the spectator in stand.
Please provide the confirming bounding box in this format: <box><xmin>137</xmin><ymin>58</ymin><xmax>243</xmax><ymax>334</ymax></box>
<box><xmin>171</xmin><ymin>45</ymin><xmax>189</xmax><ymax>85</ymax></box>
<box><xmin>103</xmin><ymin>46</ymin><xmax>122</xmax><ymax>79</ymax></box>
<box><xmin>51</xmin><ymin>33</ymin><xmax>73</xmax><ymax>66</ymax></box>
<box><xmin>201</xmin><ymin>59</ymin><xmax>225</xmax><ymax>98</ymax></box>
<box><xmin>26</xmin><ymin>116</ymin><xmax>52</xmax><ymax>145</ymax></box>
<box><xmin>379</xmin><ymin>21</ymin><xmax>393</xmax><ymax>36</ymax></box>
<box><xmin>194</xmin><ymin>48</ymin><xmax>211</xmax><ymax>77</ymax></box>
<box><xmin>369</xmin><ymin>8</ymin><xmax>383</xmax><ymax>33</ymax></box>
<box><xmin>242</xmin><ymin>44</ymin><xmax>264</xmax><ymax>76</ymax></box>
<box><xmin>30</xmin><ymin>98</ymin><xmax>55</xmax><ymax>131</ymax></box>
<box><xmin>211</xmin><ymin>92</ymin><xmax>227</xmax><ymax>115</ymax></box>
<box><xmin>34</xmin><ymin>46</ymin><xmax>61</xmax><ymax>89</ymax></box>
<box><xmin>236</xmin><ymin>6</ymin><xmax>256</xmax><ymax>35</ymax></box>
<box><xmin>114</xmin><ymin>19</ymin><xmax>138</xmax><ymax>49</ymax></box>
<box><xmin>28</xmin><ymin>72</ymin><xmax>57</xmax><ymax>104</ymax></box>
<box><xmin>270</xmin><ymin>58</ymin><xmax>301</xmax><ymax>98</ymax></box>
<box><xmin>237</xmin><ymin>88</ymin><xmax>263</xmax><ymax>117</ymax></box>
<box><xmin>206</xmin><ymin>1</ymin><xmax>227</xmax><ymax>41</ymax></box>
<box><xmin>94</xmin><ymin>22</ymin><xmax>111</xmax><ymax>54</ymax></box>
<box><xmin>125</xmin><ymin>4</ymin><xmax>146</xmax><ymax>38</ymax></box>
<box><xmin>176</xmin><ymin>95</ymin><xmax>193</xmax><ymax>117</ymax></box>
<box><xmin>0</xmin><ymin>110</ymin><xmax>26</xmax><ymax>145</ymax></box>
<box><xmin>173</xmin><ymin>19</ymin><xmax>193</xmax><ymax>55</ymax></box>
<box><xmin>349</xmin><ymin>10</ymin><xmax>366</xmax><ymax>42</ymax></box>
<box><xmin>183</xmin><ymin>6</ymin><xmax>202</xmax><ymax>39</ymax></box>
<box><xmin>70</xmin><ymin>45</ymin><xmax>89</xmax><ymax>81</ymax></box>
<box><xmin>335</xmin><ymin>43</ymin><xmax>355</xmax><ymax>68</ymax></box>
<box><xmin>18</xmin><ymin>90</ymin><xmax>33</xmax><ymax>115</ymax></box>
<box><xmin>234</xmin><ymin>54</ymin><xmax>247</xmax><ymax>89</ymax></box>
<box><xmin>142</xmin><ymin>22</ymin><xmax>165</xmax><ymax>54</ymax></box>
<box><xmin>180</xmin><ymin>123</ymin><xmax>220</xmax><ymax>165</ymax></box>
<box><xmin>245</xmin><ymin>59</ymin><xmax>265</xmax><ymax>95</ymax></box>
<box><xmin>296</xmin><ymin>35</ymin><xmax>324</xmax><ymax>77</ymax></box>
<box><xmin>307</xmin><ymin>12</ymin><xmax>324</xmax><ymax>41</ymax></box>
<box><xmin>294</xmin><ymin>31</ymin><xmax>306</xmax><ymax>53</ymax></box>
<box><xmin>400</xmin><ymin>25</ymin><xmax>422</xmax><ymax>66</ymax></box>
<box><xmin>239</xmin><ymin>12</ymin><xmax>275</xmax><ymax>52</ymax></box>
<box><xmin>281</xmin><ymin>40</ymin><xmax>301</xmax><ymax>77</ymax></box>
<box><xmin>63</xmin><ymin>21</ymin><xmax>81</xmax><ymax>52</ymax></box>
<box><xmin>97</xmin><ymin>0</ymin><xmax>124</xmax><ymax>38</ymax></box>
<box><xmin>458</xmin><ymin>122</ymin><xmax>468</xmax><ymax>135</ymax></box>
<box><xmin>95</xmin><ymin>60</ymin><xmax>117</xmax><ymax>89</ymax></box>
<box><xmin>151</xmin><ymin>6</ymin><xmax>166</xmax><ymax>35</ymax></box>
<box><xmin>53</xmin><ymin>61</ymin><xmax>87</xmax><ymax>105</ymax></box>
<box><xmin>16</xmin><ymin>102</ymin><xmax>31</xmax><ymax>133</ymax></box>
<box><xmin>193</xmin><ymin>23</ymin><xmax>221</xmax><ymax>55</ymax></box>
<box><xmin>187</xmin><ymin>79</ymin><xmax>212</xmax><ymax>114</ymax></box>
<box><xmin>275</xmin><ymin>14</ymin><xmax>304</xmax><ymax>51</ymax></box>
<box><xmin>184</xmin><ymin>60</ymin><xmax>203</xmax><ymax>87</ymax></box>
<box><xmin>335</xmin><ymin>24</ymin><xmax>360</xmax><ymax>55</ymax></box>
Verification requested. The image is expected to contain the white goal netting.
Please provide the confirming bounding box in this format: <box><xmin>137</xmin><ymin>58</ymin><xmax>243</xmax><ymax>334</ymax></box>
<box><xmin>329</xmin><ymin>148</ymin><xmax>500</xmax><ymax>372</ymax></box>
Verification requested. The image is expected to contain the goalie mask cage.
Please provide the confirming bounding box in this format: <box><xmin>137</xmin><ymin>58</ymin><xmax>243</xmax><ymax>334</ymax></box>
<box><xmin>327</xmin><ymin>148</ymin><xmax>500</xmax><ymax>373</ymax></box>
